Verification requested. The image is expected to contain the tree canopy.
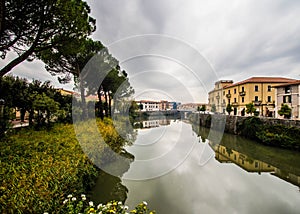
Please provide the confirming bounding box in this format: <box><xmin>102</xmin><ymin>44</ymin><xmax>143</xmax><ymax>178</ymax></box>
<box><xmin>246</xmin><ymin>103</ymin><xmax>256</xmax><ymax>116</ymax></box>
<box><xmin>278</xmin><ymin>104</ymin><xmax>292</xmax><ymax>119</ymax></box>
<box><xmin>0</xmin><ymin>0</ymin><xmax>96</xmax><ymax>76</ymax></box>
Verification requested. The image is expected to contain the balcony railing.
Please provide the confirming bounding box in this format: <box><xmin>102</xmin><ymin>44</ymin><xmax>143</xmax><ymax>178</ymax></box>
<box><xmin>239</xmin><ymin>91</ymin><xmax>246</xmax><ymax>96</ymax></box>
<box><xmin>216</xmin><ymin>95</ymin><xmax>220</xmax><ymax>99</ymax></box>
<box><xmin>232</xmin><ymin>102</ymin><xmax>239</xmax><ymax>107</ymax></box>
<box><xmin>226</xmin><ymin>94</ymin><xmax>231</xmax><ymax>98</ymax></box>
<box><xmin>253</xmin><ymin>100</ymin><xmax>262</xmax><ymax>106</ymax></box>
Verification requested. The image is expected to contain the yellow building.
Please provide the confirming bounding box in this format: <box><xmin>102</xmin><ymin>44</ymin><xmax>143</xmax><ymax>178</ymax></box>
<box><xmin>222</xmin><ymin>77</ymin><xmax>296</xmax><ymax>116</ymax></box>
<box><xmin>208</xmin><ymin>80</ymin><xmax>233</xmax><ymax>113</ymax></box>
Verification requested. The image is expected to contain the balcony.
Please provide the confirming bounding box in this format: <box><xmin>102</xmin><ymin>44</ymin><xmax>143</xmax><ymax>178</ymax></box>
<box><xmin>239</xmin><ymin>91</ymin><xmax>246</xmax><ymax>96</ymax></box>
<box><xmin>266</xmin><ymin>100</ymin><xmax>275</xmax><ymax>106</ymax></box>
<box><xmin>226</xmin><ymin>94</ymin><xmax>231</xmax><ymax>98</ymax></box>
<box><xmin>216</xmin><ymin>95</ymin><xmax>220</xmax><ymax>99</ymax></box>
<box><xmin>232</xmin><ymin>102</ymin><xmax>239</xmax><ymax>107</ymax></box>
<box><xmin>253</xmin><ymin>100</ymin><xmax>262</xmax><ymax>106</ymax></box>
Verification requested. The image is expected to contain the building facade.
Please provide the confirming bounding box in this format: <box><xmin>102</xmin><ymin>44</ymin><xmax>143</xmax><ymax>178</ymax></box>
<box><xmin>274</xmin><ymin>80</ymin><xmax>300</xmax><ymax>120</ymax></box>
<box><xmin>223</xmin><ymin>77</ymin><xmax>296</xmax><ymax>117</ymax></box>
<box><xmin>208</xmin><ymin>80</ymin><xmax>233</xmax><ymax>113</ymax></box>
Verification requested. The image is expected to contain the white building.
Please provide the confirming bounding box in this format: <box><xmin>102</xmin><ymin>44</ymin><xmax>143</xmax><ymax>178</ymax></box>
<box><xmin>274</xmin><ymin>80</ymin><xmax>300</xmax><ymax>120</ymax></box>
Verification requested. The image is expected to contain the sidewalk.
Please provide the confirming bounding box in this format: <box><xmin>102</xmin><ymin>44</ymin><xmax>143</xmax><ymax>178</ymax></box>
<box><xmin>11</xmin><ymin>120</ymin><xmax>29</xmax><ymax>128</ymax></box>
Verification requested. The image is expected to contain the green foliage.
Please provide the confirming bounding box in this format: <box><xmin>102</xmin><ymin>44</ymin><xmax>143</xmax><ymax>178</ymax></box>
<box><xmin>278</xmin><ymin>104</ymin><xmax>292</xmax><ymax>119</ymax></box>
<box><xmin>0</xmin><ymin>76</ymin><xmax>72</xmax><ymax>127</ymax></box>
<box><xmin>199</xmin><ymin>105</ymin><xmax>206</xmax><ymax>112</ymax></box>
<box><xmin>0</xmin><ymin>118</ymin><xmax>132</xmax><ymax>213</ymax></box>
<box><xmin>246</xmin><ymin>103</ymin><xmax>256</xmax><ymax>116</ymax></box>
<box><xmin>237</xmin><ymin>116</ymin><xmax>262</xmax><ymax>140</ymax></box>
<box><xmin>226</xmin><ymin>104</ymin><xmax>233</xmax><ymax>115</ymax></box>
<box><xmin>256</xmin><ymin>125</ymin><xmax>300</xmax><ymax>150</ymax></box>
<box><xmin>1</xmin><ymin>0</ymin><xmax>96</xmax><ymax>76</ymax></box>
<box><xmin>0</xmin><ymin>123</ymin><xmax>99</xmax><ymax>213</ymax></box>
<box><xmin>211</xmin><ymin>104</ymin><xmax>216</xmax><ymax>112</ymax></box>
<box><xmin>237</xmin><ymin>117</ymin><xmax>300</xmax><ymax>150</ymax></box>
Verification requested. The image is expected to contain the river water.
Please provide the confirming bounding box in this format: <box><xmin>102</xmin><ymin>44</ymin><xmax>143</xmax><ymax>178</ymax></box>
<box><xmin>91</xmin><ymin>118</ymin><xmax>300</xmax><ymax>214</ymax></box>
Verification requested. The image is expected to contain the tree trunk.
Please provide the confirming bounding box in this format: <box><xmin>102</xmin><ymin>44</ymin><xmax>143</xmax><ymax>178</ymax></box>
<box><xmin>0</xmin><ymin>0</ymin><xmax>5</xmax><ymax>38</ymax></box>
<box><xmin>78</xmin><ymin>65</ymin><xmax>88</xmax><ymax>120</ymax></box>
<box><xmin>108</xmin><ymin>93</ymin><xmax>112</xmax><ymax>117</ymax></box>
<box><xmin>104</xmin><ymin>91</ymin><xmax>109</xmax><ymax>117</ymax></box>
<box><xmin>97</xmin><ymin>86</ymin><xmax>104</xmax><ymax>119</ymax></box>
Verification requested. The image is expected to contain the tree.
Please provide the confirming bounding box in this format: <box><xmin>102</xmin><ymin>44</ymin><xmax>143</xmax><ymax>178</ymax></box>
<box><xmin>226</xmin><ymin>104</ymin><xmax>233</xmax><ymax>115</ymax></box>
<box><xmin>32</xmin><ymin>93</ymin><xmax>59</xmax><ymax>126</ymax></box>
<box><xmin>0</xmin><ymin>0</ymin><xmax>96</xmax><ymax>76</ymax></box>
<box><xmin>40</xmin><ymin>38</ymin><xmax>104</xmax><ymax>119</ymax></box>
<box><xmin>211</xmin><ymin>104</ymin><xmax>216</xmax><ymax>113</ymax></box>
<box><xmin>246</xmin><ymin>102</ymin><xmax>256</xmax><ymax>116</ymax></box>
<box><xmin>199</xmin><ymin>105</ymin><xmax>206</xmax><ymax>112</ymax></box>
<box><xmin>278</xmin><ymin>104</ymin><xmax>292</xmax><ymax>119</ymax></box>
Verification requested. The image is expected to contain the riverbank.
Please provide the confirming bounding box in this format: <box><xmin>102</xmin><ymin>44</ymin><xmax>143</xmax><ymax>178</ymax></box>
<box><xmin>189</xmin><ymin>113</ymin><xmax>300</xmax><ymax>151</ymax></box>
<box><xmin>0</xmin><ymin>119</ymin><xmax>131</xmax><ymax>213</ymax></box>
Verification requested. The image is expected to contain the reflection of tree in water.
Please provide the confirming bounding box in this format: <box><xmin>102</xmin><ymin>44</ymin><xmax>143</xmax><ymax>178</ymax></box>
<box><xmin>90</xmin><ymin>170</ymin><xmax>128</xmax><ymax>204</ymax></box>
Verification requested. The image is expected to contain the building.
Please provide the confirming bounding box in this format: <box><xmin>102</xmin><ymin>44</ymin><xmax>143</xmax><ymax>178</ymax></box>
<box><xmin>177</xmin><ymin>103</ymin><xmax>207</xmax><ymax>111</ymax></box>
<box><xmin>208</xmin><ymin>80</ymin><xmax>233</xmax><ymax>112</ymax></box>
<box><xmin>223</xmin><ymin>77</ymin><xmax>297</xmax><ymax>117</ymax></box>
<box><xmin>274</xmin><ymin>80</ymin><xmax>300</xmax><ymax>120</ymax></box>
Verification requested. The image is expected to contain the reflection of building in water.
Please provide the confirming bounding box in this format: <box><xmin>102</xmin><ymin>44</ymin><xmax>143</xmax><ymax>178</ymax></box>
<box><xmin>213</xmin><ymin>144</ymin><xmax>275</xmax><ymax>173</ymax></box>
<box><xmin>159</xmin><ymin>119</ymin><xmax>170</xmax><ymax>126</ymax></box>
<box><xmin>143</xmin><ymin>120</ymin><xmax>160</xmax><ymax>128</ymax></box>
<box><xmin>272</xmin><ymin>169</ymin><xmax>300</xmax><ymax>187</ymax></box>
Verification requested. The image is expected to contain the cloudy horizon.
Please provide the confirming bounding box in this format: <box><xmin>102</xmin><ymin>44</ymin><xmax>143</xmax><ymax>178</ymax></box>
<box><xmin>2</xmin><ymin>0</ymin><xmax>300</xmax><ymax>103</ymax></box>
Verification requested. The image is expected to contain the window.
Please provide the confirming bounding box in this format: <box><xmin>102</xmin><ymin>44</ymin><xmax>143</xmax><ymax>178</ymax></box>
<box><xmin>242</xmin><ymin>97</ymin><xmax>244</xmax><ymax>103</ymax></box>
<box><xmin>223</xmin><ymin>91</ymin><xmax>225</xmax><ymax>95</ymax></box>
<box><xmin>228</xmin><ymin>90</ymin><xmax>231</xmax><ymax>94</ymax></box>
<box><xmin>255</xmin><ymin>162</ymin><xmax>258</xmax><ymax>168</ymax></box>
<box><xmin>255</xmin><ymin>96</ymin><xmax>259</xmax><ymax>102</ymax></box>
<box><xmin>228</xmin><ymin>99</ymin><xmax>231</xmax><ymax>104</ymax></box>
<box><xmin>234</xmin><ymin>89</ymin><xmax>237</xmax><ymax>94</ymax></box>
<box><xmin>255</xmin><ymin>85</ymin><xmax>259</xmax><ymax>91</ymax></box>
<box><xmin>267</xmin><ymin>96</ymin><xmax>271</xmax><ymax>102</ymax></box>
<box><xmin>285</xmin><ymin>86</ymin><xmax>291</xmax><ymax>94</ymax></box>
<box><xmin>223</xmin><ymin>99</ymin><xmax>225</xmax><ymax>104</ymax></box>
<box><xmin>268</xmin><ymin>85</ymin><xmax>271</xmax><ymax>92</ymax></box>
<box><xmin>242</xmin><ymin>86</ymin><xmax>244</xmax><ymax>92</ymax></box>
<box><xmin>283</xmin><ymin>95</ymin><xmax>291</xmax><ymax>103</ymax></box>
<box><xmin>234</xmin><ymin>98</ymin><xmax>237</xmax><ymax>103</ymax></box>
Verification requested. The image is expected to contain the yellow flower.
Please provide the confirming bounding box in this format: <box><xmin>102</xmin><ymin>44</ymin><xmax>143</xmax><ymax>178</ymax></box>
<box><xmin>89</xmin><ymin>208</ymin><xmax>95</xmax><ymax>213</ymax></box>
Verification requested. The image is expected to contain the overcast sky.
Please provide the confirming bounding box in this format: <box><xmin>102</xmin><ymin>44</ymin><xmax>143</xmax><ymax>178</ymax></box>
<box><xmin>2</xmin><ymin>0</ymin><xmax>300</xmax><ymax>103</ymax></box>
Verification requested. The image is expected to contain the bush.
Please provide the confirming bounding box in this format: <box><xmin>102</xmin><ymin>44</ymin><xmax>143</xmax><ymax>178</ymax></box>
<box><xmin>237</xmin><ymin>116</ymin><xmax>262</xmax><ymax>140</ymax></box>
<box><xmin>57</xmin><ymin>194</ymin><xmax>155</xmax><ymax>214</ymax></box>
<box><xmin>0</xmin><ymin>118</ymin><xmax>132</xmax><ymax>213</ymax></box>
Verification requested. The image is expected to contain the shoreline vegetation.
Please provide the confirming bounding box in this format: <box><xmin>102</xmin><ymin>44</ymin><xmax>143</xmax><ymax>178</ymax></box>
<box><xmin>189</xmin><ymin>113</ymin><xmax>300</xmax><ymax>151</ymax></box>
<box><xmin>0</xmin><ymin>119</ymin><xmax>136</xmax><ymax>213</ymax></box>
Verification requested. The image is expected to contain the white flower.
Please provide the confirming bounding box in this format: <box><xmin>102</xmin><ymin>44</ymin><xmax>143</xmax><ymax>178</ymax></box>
<box><xmin>142</xmin><ymin>201</ymin><xmax>148</xmax><ymax>206</ymax></box>
<box><xmin>118</xmin><ymin>201</ymin><xmax>122</xmax><ymax>205</ymax></box>
<box><xmin>63</xmin><ymin>199</ymin><xmax>69</xmax><ymax>204</ymax></box>
<box><xmin>97</xmin><ymin>204</ymin><xmax>103</xmax><ymax>209</ymax></box>
<box><xmin>67</xmin><ymin>194</ymin><xmax>72</xmax><ymax>198</ymax></box>
<box><xmin>81</xmin><ymin>194</ymin><xmax>86</xmax><ymax>198</ymax></box>
<box><xmin>89</xmin><ymin>201</ymin><xmax>94</xmax><ymax>207</ymax></box>
<box><xmin>124</xmin><ymin>205</ymin><xmax>129</xmax><ymax>210</ymax></box>
<box><xmin>72</xmin><ymin>197</ymin><xmax>76</xmax><ymax>201</ymax></box>
<box><xmin>44</xmin><ymin>213</ymin><xmax>49</xmax><ymax>214</ymax></box>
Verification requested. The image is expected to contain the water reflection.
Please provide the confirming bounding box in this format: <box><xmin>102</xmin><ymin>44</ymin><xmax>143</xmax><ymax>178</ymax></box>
<box><xmin>123</xmin><ymin>119</ymin><xmax>300</xmax><ymax>213</ymax></box>
<box><xmin>192</xmin><ymin>122</ymin><xmax>300</xmax><ymax>188</ymax></box>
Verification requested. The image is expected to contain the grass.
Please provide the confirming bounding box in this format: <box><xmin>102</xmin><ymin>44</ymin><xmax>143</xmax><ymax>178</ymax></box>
<box><xmin>0</xmin><ymin>119</ymin><xmax>127</xmax><ymax>213</ymax></box>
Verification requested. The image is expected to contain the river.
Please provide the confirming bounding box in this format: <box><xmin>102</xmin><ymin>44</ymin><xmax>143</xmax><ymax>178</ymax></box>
<box><xmin>91</xmin><ymin>118</ymin><xmax>300</xmax><ymax>214</ymax></box>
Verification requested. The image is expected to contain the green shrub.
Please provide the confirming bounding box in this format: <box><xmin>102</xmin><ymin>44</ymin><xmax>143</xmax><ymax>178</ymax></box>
<box><xmin>237</xmin><ymin>116</ymin><xmax>262</xmax><ymax>140</ymax></box>
<box><xmin>0</xmin><ymin>118</ymin><xmax>131</xmax><ymax>213</ymax></box>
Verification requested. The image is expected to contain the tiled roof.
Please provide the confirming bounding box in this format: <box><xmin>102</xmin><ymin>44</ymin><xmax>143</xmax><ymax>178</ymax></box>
<box><xmin>273</xmin><ymin>80</ymin><xmax>300</xmax><ymax>87</ymax></box>
<box><xmin>224</xmin><ymin>77</ymin><xmax>296</xmax><ymax>88</ymax></box>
